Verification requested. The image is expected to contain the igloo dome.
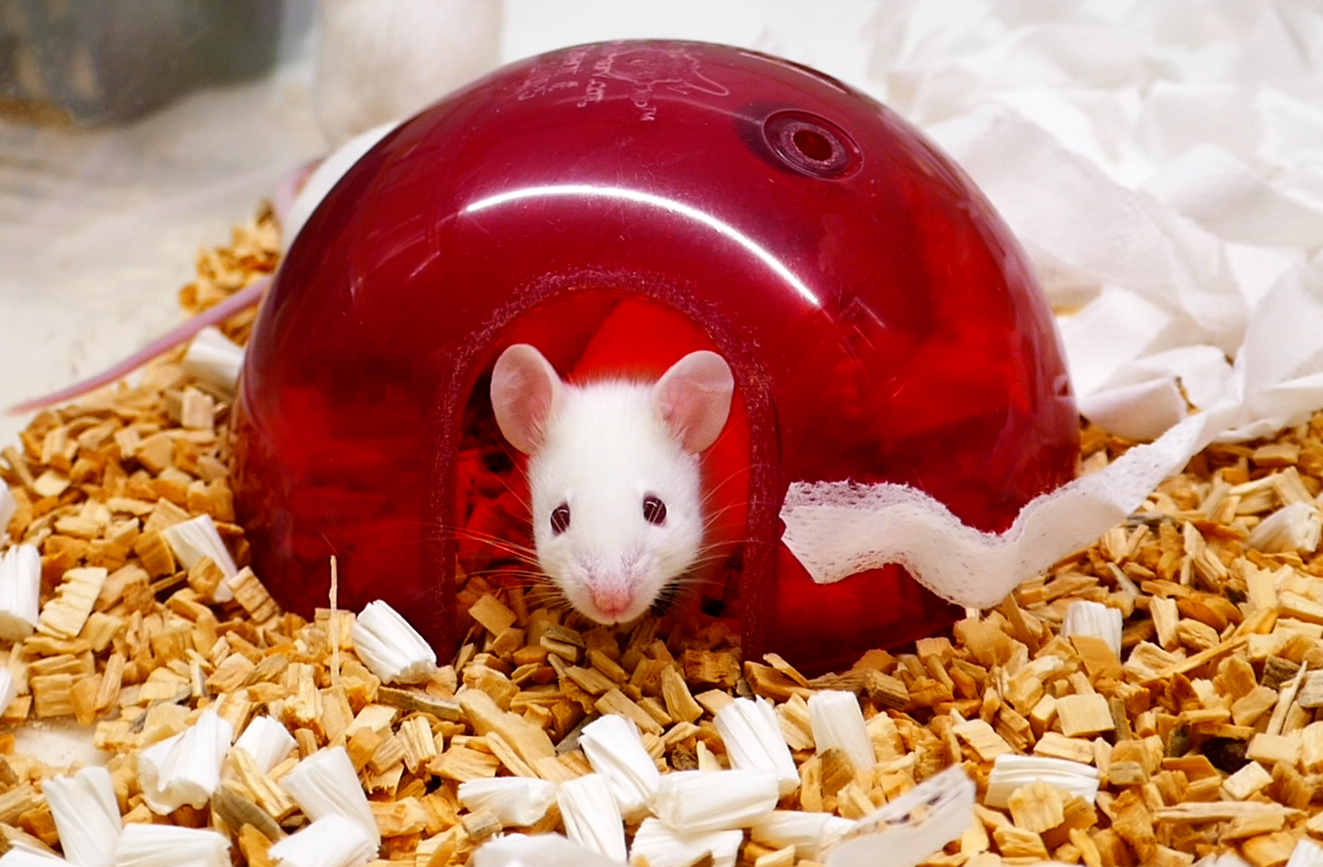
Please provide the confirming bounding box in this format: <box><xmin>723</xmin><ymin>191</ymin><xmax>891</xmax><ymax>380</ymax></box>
<box><xmin>231</xmin><ymin>40</ymin><xmax>1078</xmax><ymax>672</ymax></box>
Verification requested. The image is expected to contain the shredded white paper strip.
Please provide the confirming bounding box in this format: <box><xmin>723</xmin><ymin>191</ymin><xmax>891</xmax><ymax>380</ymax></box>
<box><xmin>233</xmin><ymin>715</ymin><xmax>296</xmax><ymax>774</ymax></box>
<box><xmin>279</xmin><ymin>747</ymin><xmax>381</xmax><ymax>849</ymax></box>
<box><xmin>578</xmin><ymin>714</ymin><xmax>661</xmax><ymax>821</ymax></box>
<box><xmin>45</xmin><ymin>766</ymin><xmax>122</xmax><ymax>867</ymax></box>
<box><xmin>713</xmin><ymin>698</ymin><xmax>799</xmax><ymax>797</ymax></box>
<box><xmin>137</xmin><ymin>708</ymin><xmax>233</xmax><ymax>815</ymax></box>
<box><xmin>110</xmin><ymin>824</ymin><xmax>230</xmax><ymax>867</ymax></box>
<box><xmin>181</xmin><ymin>328</ymin><xmax>246</xmax><ymax>396</ymax></box>
<box><xmin>470</xmin><ymin>833</ymin><xmax>624</xmax><ymax>867</ymax></box>
<box><xmin>0</xmin><ymin>486</ymin><xmax>14</xmax><ymax>541</ymax></box>
<box><xmin>457</xmin><ymin>777</ymin><xmax>558</xmax><ymax>828</ymax></box>
<box><xmin>0</xmin><ymin>544</ymin><xmax>40</xmax><ymax>641</ymax></box>
<box><xmin>350</xmin><ymin>600</ymin><xmax>438</xmax><ymax>685</ymax></box>
<box><xmin>824</xmin><ymin>765</ymin><xmax>977</xmax><ymax>867</ymax></box>
<box><xmin>0</xmin><ymin>670</ymin><xmax>15</xmax><ymax>718</ymax></box>
<box><xmin>0</xmin><ymin>851</ymin><xmax>68</xmax><ymax>866</ymax></box>
<box><xmin>267</xmin><ymin>814</ymin><xmax>376</xmax><ymax>867</ymax></box>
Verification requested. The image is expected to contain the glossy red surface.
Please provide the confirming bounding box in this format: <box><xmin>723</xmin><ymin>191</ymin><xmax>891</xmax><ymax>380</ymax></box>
<box><xmin>231</xmin><ymin>40</ymin><xmax>1078</xmax><ymax>672</ymax></box>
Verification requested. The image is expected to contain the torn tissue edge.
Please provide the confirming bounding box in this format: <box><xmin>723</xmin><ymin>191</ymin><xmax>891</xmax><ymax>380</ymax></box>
<box><xmin>780</xmin><ymin>395</ymin><xmax>1240</xmax><ymax>609</ymax></box>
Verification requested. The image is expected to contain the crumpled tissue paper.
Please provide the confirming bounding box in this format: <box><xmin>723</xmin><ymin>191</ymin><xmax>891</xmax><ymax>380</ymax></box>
<box><xmin>780</xmin><ymin>0</ymin><xmax>1323</xmax><ymax>608</ymax></box>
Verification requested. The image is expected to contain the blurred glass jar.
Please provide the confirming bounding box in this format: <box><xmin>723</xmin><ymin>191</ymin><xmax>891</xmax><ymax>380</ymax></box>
<box><xmin>0</xmin><ymin>0</ymin><xmax>297</xmax><ymax>125</ymax></box>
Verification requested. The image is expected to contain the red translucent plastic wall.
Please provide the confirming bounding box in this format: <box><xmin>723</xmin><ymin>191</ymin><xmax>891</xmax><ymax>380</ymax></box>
<box><xmin>231</xmin><ymin>40</ymin><xmax>1078</xmax><ymax>673</ymax></box>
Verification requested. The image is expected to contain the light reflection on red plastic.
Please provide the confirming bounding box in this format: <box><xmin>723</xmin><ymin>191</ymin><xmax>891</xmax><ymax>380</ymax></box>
<box><xmin>230</xmin><ymin>40</ymin><xmax>1078</xmax><ymax>673</ymax></box>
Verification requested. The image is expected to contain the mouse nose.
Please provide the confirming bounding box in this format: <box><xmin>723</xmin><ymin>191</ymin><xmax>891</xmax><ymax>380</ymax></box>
<box><xmin>589</xmin><ymin>584</ymin><xmax>634</xmax><ymax>621</ymax></box>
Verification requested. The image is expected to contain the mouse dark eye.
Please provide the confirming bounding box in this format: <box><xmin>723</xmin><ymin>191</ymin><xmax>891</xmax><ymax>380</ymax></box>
<box><xmin>642</xmin><ymin>494</ymin><xmax>667</xmax><ymax>526</ymax></box>
<box><xmin>550</xmin><ymin>503</ymin><xmax>570</xmax><ymax>535</ymax></box>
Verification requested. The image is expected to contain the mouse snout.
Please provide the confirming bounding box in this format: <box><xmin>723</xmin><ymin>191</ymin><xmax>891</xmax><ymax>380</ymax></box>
<box><xmin>587</xmin><ymin>582</ymin><xmax>635</xmax><ymax>621</ymax></box>
<box><xmin>578</xmin><ymin>553</ymin><xmax>652</xmax><ymax>624</ymax></box>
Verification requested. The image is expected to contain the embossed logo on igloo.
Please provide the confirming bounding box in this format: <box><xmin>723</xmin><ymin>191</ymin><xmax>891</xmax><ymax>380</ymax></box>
<box><xmin>598</xmin><ymin>46</ymin><xmax>730</xmax><ymax>98</ymax></box>
<box><xmin>592</xmin><ymin>45</ymin><xmax>730</xmax><ymax>121</ymax></box>
<box><xmin>515</xmin><ymin>43</ymin><xmax>730</xmax><ymax>121</ymax></box>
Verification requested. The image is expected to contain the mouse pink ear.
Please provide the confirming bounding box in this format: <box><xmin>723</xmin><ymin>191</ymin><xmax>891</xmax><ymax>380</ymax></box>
<box><xmin>491</xmin><ymin>344</ymin><xmax>565</xmax><ymax>454</ymax></box>
<box><xmin>653</xmin><ymin>350</ymin><xmax>735</xmax><ymax>453</ymax></box>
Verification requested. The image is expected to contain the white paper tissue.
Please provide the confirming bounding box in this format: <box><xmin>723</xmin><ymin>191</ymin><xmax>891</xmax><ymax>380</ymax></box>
<box><xmin>780</xmin><ymin>0</ymin><xmax>1323</xmax><ymax>608</ymax></box>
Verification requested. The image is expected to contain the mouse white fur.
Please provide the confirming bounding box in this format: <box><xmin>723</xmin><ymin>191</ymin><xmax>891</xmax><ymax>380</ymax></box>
<box><xmin>315</xmin><ymin>0</ymin><xmax>502</xmax><ymax>149</ymax></box>
<box><xmin>491</xmin><ymin>343</ymin><xmax>734</xmax><ymax>624</ymax></box>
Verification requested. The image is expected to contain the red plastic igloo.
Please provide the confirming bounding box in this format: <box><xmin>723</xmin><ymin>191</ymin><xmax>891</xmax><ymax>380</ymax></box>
<box><xmin>231</xmin><ymin>40</ymin><xmax>1078</xmax><ymax>673</ymax></box>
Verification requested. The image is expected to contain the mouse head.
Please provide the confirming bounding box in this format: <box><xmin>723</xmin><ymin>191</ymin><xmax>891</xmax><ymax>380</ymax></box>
<box><xmin>491</xmin><ymin>343</ymin><xmax>734</xmax><ymax>624</ymax></box>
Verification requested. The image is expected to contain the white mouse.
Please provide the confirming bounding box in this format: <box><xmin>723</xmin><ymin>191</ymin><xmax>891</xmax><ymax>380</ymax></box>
<box><xmin>314</xmin><ymin>0</ymin><xmax>502</xmax><ymax>149</ymax></box>
<box><xmin>491</xmin><ymin>343</ymin><xmax>735</xmax><ymax>625</ymax></box>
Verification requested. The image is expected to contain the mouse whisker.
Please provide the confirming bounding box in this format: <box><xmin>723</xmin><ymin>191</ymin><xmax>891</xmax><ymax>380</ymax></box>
<box><xmin>698</xmin><ymin>459</ymin><xmax>778</xmax><ymax>499</ymax></box>
<box><xmin>669</xmin><ymin>568</ymin><xmax>732</xmax><ymax>591</ymax></box>
<box><xmin>696</xmin><ymin>459</ymin><xmax>781</xmax><ymax>508</ymax></box>
<box><xmin>467</xmin><ymin>419</ymin><xmax>535</xmax><ymax>512</ymax></box>
<box><xmin>411</xmin><ymin>520</ymin><xmax>541</xmax><ymax>564</ymax></box>
<box><xmin>525</xmin><ymin>591</ymin><xmax>574</xmax><ymax>616</ymax></box>
<box><xmin>355</xmin><ymin>530</ymin><xmax>539</xmax><ymax>569</ymax></box>
<box><xmin>314</xmin><ymin>522</ymin><xmax>544</xmax><ymax>581</ymax></box>
<box><xmin>458</xmin><ymin>568</ymin><xmax>547</xmax><ymax>584</ymax></box>
<box><xmin>683</xmin><ymin>552</ymin><xmax>734</xmax><ymax>573</ymax></box>
<box><xmin>323</xmin><ymin>516</ymin><xmax>532</xmax><ymax>547</ymax></box>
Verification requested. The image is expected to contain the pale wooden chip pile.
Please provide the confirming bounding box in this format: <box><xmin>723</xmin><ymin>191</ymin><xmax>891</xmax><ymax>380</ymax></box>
<box><xmin>0</xmin><ymin>209</ymin><xmax>1322</xmax><ymax>867</ymax></box>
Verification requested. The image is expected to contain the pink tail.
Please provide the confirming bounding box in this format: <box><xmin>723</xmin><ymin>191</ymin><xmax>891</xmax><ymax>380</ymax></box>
<box><xmin>272</xmin><ymin>160</ymin><xmax>319</xmax><ymax>229</ymax></box>
<box><xmin>7</xmin><ymin>275</ymin><xmax>271</xmax><ymax>415</ymax></box>
<box><xmin>8</xmin><ymin>158</ymin><xmax>319</xmax><ymax>417</ymax></box>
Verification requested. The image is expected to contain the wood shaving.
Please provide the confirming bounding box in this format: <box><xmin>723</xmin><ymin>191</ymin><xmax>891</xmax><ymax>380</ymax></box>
<box><xmin>1</xmin><ymin>208</ymin><xmax>1322</xmax><ymax>866</ymax></box>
